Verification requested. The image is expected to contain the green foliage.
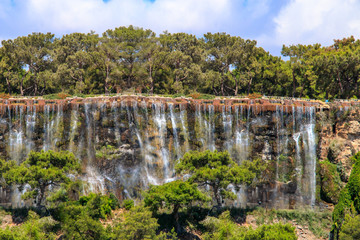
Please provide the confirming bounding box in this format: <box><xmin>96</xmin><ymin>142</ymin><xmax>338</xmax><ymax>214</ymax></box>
<box><xmin>144</xmin><ymin>180</ymin><xmax>209</xmax><ymax>232</ymax></box>
<box><xmin>332</xmin><ymin>152</ymin><xmax>360</xmax><ymax>237</ymax></box>
<box><xmin>202</xmin><ymin>211</ymin><xmax>297</xmax><ymax>240</ymax></box>
<box><xmin>339</xmin><ymin>214</ymin><xmax>360</xmax><ymax>240</ymax></box>
<box><xmin>347</xmin><ymin>153</ymin><xmax>360</xmax><ymax>212</ymax></box>
<box><xmin>123</xmin><ymin>199</ymin><xmax>134</xmax><ymax>210</ymax></box>
<box><xmin>61</xmin><ymin>204</ymin><xmax>108</xmax><ymax>240</ymax></box>
<box><xmin>250</xmin><ymin>208</ymin><xmax>332</xmax><ymax>238</ymax></box>
<box><xmin>2</xmin><ymin>27</ymin><xmax>360</xmax><ymax>98</ymax></box>
<box><xmin>144</xmin><ymin>180</ymin><xmax>209</xmax><ymax>214</ymax></box>
<box><xmin>47</xmin><ymin>180</ymin><xmax>83</xmax><ymax>206</ymax></box>
<box><xmin>79</xmin><ymin>192</ymin><xmax>118</xmax><ymax>219</ymax></box>
<box><xmin>176</xmin><ymin>150</ymin><xmax>257</xmax><ymax>206</ymax></box>
<box><xmin>111</xmin><ymin>205</ymin><xmax>160</xmax><ymax>240</ymax></box>
<box><xmin>319</xmin><ymin>159</ymin><xmax>343</xmax><ymax>203</ymax></box>
<box><xmin>0</xmin><ymin>211</ymin><xmax>58</xmax><ymax>240</ymax></box>
<box><xmin>4</xmin><ymin>150</ymin><xmax>81</xmax><ymax>207</ymax></box>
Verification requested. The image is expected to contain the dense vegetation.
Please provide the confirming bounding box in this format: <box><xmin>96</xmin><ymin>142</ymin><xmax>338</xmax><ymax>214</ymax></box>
<box><xmin>331</xmin><ymin>152</ymin><xmax>360</xmax><ymax>239</ymax></box>
<box><xmin>3</xmin><ymin>149</ymin><xmax>360</xmax><ymax>239</ymax></box>
<box><xmin>1</xmin><ymin>26</ymin><xmax>360</xmax><ymax>99</ymax></box>
<box><xmin>0</xmin><ymin>150</ymin><xmax>301</xmax><ymax>239</ymax></box>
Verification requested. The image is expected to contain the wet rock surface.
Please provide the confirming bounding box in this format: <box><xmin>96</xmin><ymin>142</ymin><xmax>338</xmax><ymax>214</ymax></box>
<box><xmin>0</xmin><ymin>96</ymin><xmax>358</xmax><ymax>208</ymax></box>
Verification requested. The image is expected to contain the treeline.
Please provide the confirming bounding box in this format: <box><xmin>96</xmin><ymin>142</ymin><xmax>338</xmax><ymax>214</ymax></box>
<box><xmin>1</xmin><ymin>26</ymin><xmax>360</xmax><ymax>99</ymax></box>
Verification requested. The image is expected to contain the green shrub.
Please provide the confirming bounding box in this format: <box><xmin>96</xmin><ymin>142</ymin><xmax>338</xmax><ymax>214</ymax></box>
<box><xmin>123</xmin><ymin>199</ymin><xmax>134</xmax><ymax>210</ymax></box>
<box><xmin>61</xmin><ymin>204</ymin><xmax>108</xmax><ymax>240</ymax></box>
<box><xmin>339</xmin><ymin>214</ymin><xmax>360</xmax><ymax>240</ymax></box>
<box><xmin>79</xmin><ymin>193</ymin><xmax>116</xmax><ymax>219</ymax></box>
<box><xmin>319</xmin><ymin>159</ymin><xmax>343</xmax><ymax>203</ymax></box>
<box><xmin>332</xmin><ymin>152</ymin><xmax>360</xmax><ymax>237</ymax></box>
<box><xmin>111</xmin><ymin>206</ymin><xmax>160</xmax><ymax>240</ymax></box>
<box><xmin>0</xmin><ymin>213</ymin><xmax>58</xmax><ymax>240</ymax></box>
<box><xmin>201</xmin><ymin>211</ymin><xmax>297</xmax><ymax>240</ymax></box>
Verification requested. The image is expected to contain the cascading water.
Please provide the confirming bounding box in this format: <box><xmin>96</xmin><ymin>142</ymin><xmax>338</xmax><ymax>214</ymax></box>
<box><xmin>0</xmin><ymin>97</ymin><xmax>320</xmax><ymax>208</ymax></box>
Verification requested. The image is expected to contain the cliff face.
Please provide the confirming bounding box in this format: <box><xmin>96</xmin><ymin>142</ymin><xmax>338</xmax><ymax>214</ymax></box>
<box><xmin>317</xmin><ymin>107</ymin><xmax>360</xmax><ymax>183</ymax></box>
<box><xmin>0</xmin><ymin>96</ymin><xmax>357</xmax><ymax>208</ymax></box>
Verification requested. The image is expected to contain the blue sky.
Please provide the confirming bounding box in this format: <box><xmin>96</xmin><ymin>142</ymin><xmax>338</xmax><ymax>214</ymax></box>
<box><xmin>1</xmin><ymin>0</ymin><xmax>360</xmax><ymax>55</ymax></box>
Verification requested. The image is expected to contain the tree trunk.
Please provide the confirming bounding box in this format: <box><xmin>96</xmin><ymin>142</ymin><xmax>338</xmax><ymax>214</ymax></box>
<box><xmin>5</xmin><ymin>77</ymin><xmax>11</xmax><ymax>95</ymax></box>
<box><xmin>149</xmin><ymin>64</ymin><xmax>154</xmax><ymax>95</ymax></box>
<box><xmin>105</xmin><ymin>64</ymin><xmax>110</xmax><ymax>95</ymax></box>
<box><xmin>337</xmin><ymin>71</ymin><xmax>344</xmax><ymax>98</ymax></box>
<box><xmin>221</xmin><ymin>77</ymin><xmax>224</xmax><ymax>96</ymax></box>
<box><xmin>174</xmin><ymin>204</ymin><xmax>181</xmax><ymax>233</ymax></box>
<box><xmin>292</xmin><ymin>71</ymin><xmax>296</xmax><ymax>98</ymax></box>
<box><xmin>247</xmin><ymin>76</ymin><xmax>253</xmax><ymax>95</ymax></box>
<box><xmin>34</xmin><ymin>81</ymin><xmax>38</xmax><ymax>96</ymax></box>
<box><xmin>213</xmin><ymin>186</ymin><xmax>221</xmax><ymax>208</ymax></box>
<box><xmin>235</xmin><ymin>75</ymin><xmax>238</xmax><ymax>96</ymax></box>
<box><xmin>38</xmin><ymin>186</ymin><xmax>45</xmax><ymax>207</ymax></box>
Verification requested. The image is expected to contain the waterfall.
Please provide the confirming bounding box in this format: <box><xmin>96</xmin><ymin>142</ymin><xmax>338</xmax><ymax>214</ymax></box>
<box><xmin>68</xmin><ymin>104</ymin><xmax>79</xmax><ymax>153</ymax></box>
<box><xmin>305</xmin><ymin>107</ymin><xmax>316</xmax><ymax>206</ymax></box>
<box><xmin>83</xmin><ymin>102</ymin><xmax>106</xmax><ymax>194</ymax></box>
<box><xmin>111</xmin><ymin>101</ymin><xmax>121</xmax><ymax>145</ymax></box>
<box><xmin>179</xmin><ymin>104</ymin><xmax>189</xmax><ymax>152</ymax></box>
<box><xmin>169</xmin><ymin>104</ymin><xmax>180</xmax><ymax>158</ymax></box>
<box><xmin>8</xmin><ymin>105</ymin><xmax>24</xmax><ymax>162</ymax></box>
<box><xmin>195</xmin><ymin>104</ymin><xmax>215</xmax><ymax>151</ymax></box>
<box><xmin>0</xmin><ymin>97</ymin><xmax>321</xmax><ymax>208</ymax></box>
<box><xmin>222</xmin><ymin>105</ymin><xmax>233</xmax><ymax>153</ymax></box>
<box><xmin>152</xmin><ymin>102</ymin><xmax>171</xmax><ymax>181</ymax></box>
<box><xmin>234</xmin><ymin>105</ymin><xmax>249</xmax><ymax>162</ymax></box>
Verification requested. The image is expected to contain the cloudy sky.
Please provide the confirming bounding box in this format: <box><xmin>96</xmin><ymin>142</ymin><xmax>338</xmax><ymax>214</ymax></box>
<box><xmin>1</xmin><ymin>0</ymin><xmax>360</xmax><ymax>55</ymax></box>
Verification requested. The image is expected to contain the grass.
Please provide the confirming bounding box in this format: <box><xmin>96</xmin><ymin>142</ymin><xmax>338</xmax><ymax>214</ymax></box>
<box><xmin>249</xmin><ymin>207</ymin><xmax>332</xmax><ymax>238</ymax></box>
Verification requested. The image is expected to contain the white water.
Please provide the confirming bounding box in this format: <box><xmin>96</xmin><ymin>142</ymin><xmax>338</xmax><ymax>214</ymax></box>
<box><xmin>0</xmin><ymin>99</ymin><xmax>319</xmax><ymax>207</ymax></box>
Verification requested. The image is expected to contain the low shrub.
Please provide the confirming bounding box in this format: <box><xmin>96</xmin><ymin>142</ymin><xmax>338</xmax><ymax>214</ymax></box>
<box><xmin>0</xmin><ymin>93</ymin><xmax>11</xmax><ymax>99</ymax></box>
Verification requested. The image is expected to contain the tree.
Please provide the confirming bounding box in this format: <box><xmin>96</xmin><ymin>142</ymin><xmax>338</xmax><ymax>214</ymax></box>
<box><xmin>339</xmin><ymin>215</ymin><xmax>360</xmax><ymax>240</ymax></box>
<box><xmin>144</xmin><ymin>180</ymin><xmax>209</xmax><ymax>233</ymax></box>
<box><xmin>0</xmin><ymin>41</ymin><xmax>23</xmax><ymax>95</ymax></box>
<box><xmin>112</xmin><ymin>205</ymin><xmax>160</xmax><ymax>240</ymax></box>
<box><xmin>5</xmin><ymin>150</ymin><xmax>81</xmax><ymax>207</ymax></box>
<box><xmin>10</xmin><ymin>32</ymin><xmax>55</xmax><ymax>95</ymax></box>
<box><xmin>61</xmin><ymin>204</ymin><xmax>108</xmax><ymax>240</ymax></box>
<box><xmin>160</xmin><ymin>32</ymin><xmax>204</xmax><ymax>94</ymax></box>
<box><xmin>204</xmin><ymin>33</ymin><xmax>237</xmax><ymax>95</ymax></box>
<box><xmin>332</xmin><ymin>152</ymin><xmax>360</xmax><ymax>238</ymax></box>
<box><xmin>175</xmin><ymin>150</ymin><xmax>256</xmax><ymax>208</ymax></box>
<box><xmin>104</xmin><ymin>25</ymin><xmax>154</xmax><ymax>91</ymax></box>
<box><xmin>53</xmin><ymin>32</ymin><xmax>98</xmax><ymax>94</ymax></box>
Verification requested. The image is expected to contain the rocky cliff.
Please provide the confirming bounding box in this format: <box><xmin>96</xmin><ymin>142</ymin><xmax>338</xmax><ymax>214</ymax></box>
<box><xmin>0</xmin><ymin>96</ymin><xmax>357</xmax><ymax>208</ymax></box>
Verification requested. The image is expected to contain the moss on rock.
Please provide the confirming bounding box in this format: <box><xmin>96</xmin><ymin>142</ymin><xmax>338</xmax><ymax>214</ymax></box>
<box><xmin>319</xmin><ymin>159</ymin><xmax>343</xmax><ymax>204</ymax></box>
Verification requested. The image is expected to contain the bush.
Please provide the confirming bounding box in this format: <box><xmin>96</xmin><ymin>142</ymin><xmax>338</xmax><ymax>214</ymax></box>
<box><xmin>112</xmin><ymin>206</ymin><xmax>160</xmax><ymax>240</ymax></box>
<box><xmin>43</xmin><ymin>92</ymin><xmax>71</xmax><ymax>99</ymax></box>
<box><xmin>319</xmin><ymin>159</ymin><xmax>343</xmax><ymax>203</ymax></box>
<box><xmin>248</xmin><ymin>93</ymin><xmax>262</xmax><ymax>99</ymax></box>
<box><xmin>339</xmin><ymin>214</ymin><xmax>360</xmax><ymax>240</ymax></box>
<box><xmin>123</xmin><ymin>199</ymin><xmax>134</xmax><ymax>210</ymax></box>
<box><xmin>0</xmin><ymin>213</ymin><xmax>58</xmax><ymax>240</ymax></box>
<box><xmin>201</xmin><ymin>211</ymin><xmax>297</xmax><ymax>240</ymax></box>
<box><xmin>61</xmin><ymin>205</ymin><xmax>108</xmax><ymax>240</ymax></box>
<box><xmin>79</xmin><ymin>193</ymin><xmax>117</xmax><ymax>219</ymax></box>
<box><xmin>0</xmin><ymin>93</ymin><xmax>10</xmax><ymax>99</ymax></box>
<box><xmin>332</xmin><ymin>152</ymin><xmax>360</xmax><ymax>237</ymax></box>
<box><xmin>188</xmin><ymin>92</ymin><xmax>201</xmax><ymax>99</ymax></box>
<box><xmin>57</xmin><ymin>92</ymin><xmax>71</xmax><ymax>99</ymax></box>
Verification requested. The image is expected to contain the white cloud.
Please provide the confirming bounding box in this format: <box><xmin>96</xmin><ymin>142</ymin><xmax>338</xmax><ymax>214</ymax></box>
<box><xmin>0</xmin><ymin>0</ymin><xmax>276</xmax><ymax>51</ymax></box>
<box><xmin>0</xmin><ymin>0</ymin><xmax>233</xmax><ymax>37</ymax></box>
<box><xmin>272</xmin><ymin>0</ymin><xmax>360</xmax><ymax>46</ymax></box>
